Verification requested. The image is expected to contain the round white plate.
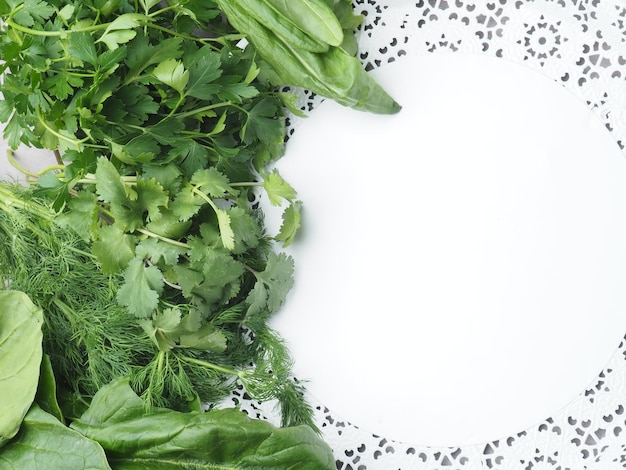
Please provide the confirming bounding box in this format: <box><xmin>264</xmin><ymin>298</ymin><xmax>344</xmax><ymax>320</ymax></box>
<box><xmin>265</xmin><ymin>52</ymin><xmax>626</xmax><ymax>446</ymax></box>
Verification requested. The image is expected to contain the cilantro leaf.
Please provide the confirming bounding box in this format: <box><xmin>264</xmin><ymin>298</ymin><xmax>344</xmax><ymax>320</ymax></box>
<box><xmin>95</xmin><ymin>157</ymin><xmax>129</xmax><ymax>204</ymax></box>
<box><xmin>171</xmin><ymin>187</ymin><xmax>203</xmax><ymax>222</ymax></box>
<box><xmin>262</xmin><ymin>169</ymin><xmax>297</xmax><ymax>206</ymax></box>
<box><xmin>191</xmin><ymin>168</ymin><xmax>234</xmax><ymax>198</ymax></box>
<box><xmin>229</xmin><ymin>206</ymin><xmax>261</xmax><ymax>253</ymax></box>
<box><xmin>117</xmin><ymin>257</ymin><xmax>164</xmax><ymax>318</ymax></box>
<box><xmin>179</xmin><ymin>323</ymin><xmax>227</xmax><ymax>351</ymax></box>
<box><xmin>136</xmin><ymin>238</ymin><xmax>184</xmax><ymax>266</ymax></box>
<box><xmin>11</xmin><ymin>0</ymin><xmax>54</xmax><ymax>27</ymax></box>
<box><xmin>54</xmin><ymin>190</ymin><xmax>99</xmax><ymax>241</ymax></box>
<box><xmin>246</xmin><ymin>252</ymin><xmax>294</xmax><ymax>317</ymax></box>
<box><xmin>135</xmin><ymin>177</ymin><xmax>169</xmax><ymax>222</ymax></box>
<box><xmin>97</xmin><ymin>47</ymin><xmax>128</xmax><ymax>73</ymax></box>
<box><xmin>44</xmin><ymin>73</ymin><xmax>73</xmax><ymax>101</ymax></box>
<box><xmin>93</xmin><ymin>224</ymin><xmax>136</xmax><ymax>274</ymax></box>
<box><xmin>167</xmin><ymin>139</ymin><xmax>209</xmax><ymax>177</ymax></box>
<box><xmin>110</xmin><ymin>85</ymin><xmax>158</xmax><ymax>126</ymax></box>
<box><xmin>215</xmin><ymin>208</ymin><xmax>235</xmax><ymax>251</ymax></box>
<box><xmin>0</xmin><ymin>100</ymin><xmax>12</xmax><ymax>122</ymax></box>
<box><xmin>275</xmin><ymin>200</ymin><xmax>302</xmax><ymax>247</ymax></box>
<box><xmin>125</xmin><ymin>33</ymin><xmax>183</xmax><ymax>80</ymax></box>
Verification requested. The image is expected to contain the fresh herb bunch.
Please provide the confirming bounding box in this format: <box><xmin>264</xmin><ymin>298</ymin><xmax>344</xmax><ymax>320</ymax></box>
<box><xmin>0</xmin><ymin>0</ymin><xmax>310</xmax><ymax>426</ymax></box>
<box><xmin>0</xmin><ymin>181</ymin><xmax>313</xmax><ymax>428</ymax></box>
<box><xmin>0</xmin><ymin>0</ymin><xmax>399</xmax><ymax>432</ymax></box>
<box><xmin>0</xmin><ymin>0</ymin><xmax>291</xmax><ymax>174</ymax></box>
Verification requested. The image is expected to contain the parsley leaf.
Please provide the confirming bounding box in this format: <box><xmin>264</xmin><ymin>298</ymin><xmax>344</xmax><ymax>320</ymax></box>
<box><xmin>185</xmin><ymin>47</ymin><xmax>223</xmax><ymax>99</ymax></box>
<box><xmin>67</xmin><ymin>32</ymin><xmax>99</xmax><ymax>67</ymax></box>
<box><xmin>11</xmin><ymin>0</ymin><xmax>54</xmax><ymax>27</ymax></box>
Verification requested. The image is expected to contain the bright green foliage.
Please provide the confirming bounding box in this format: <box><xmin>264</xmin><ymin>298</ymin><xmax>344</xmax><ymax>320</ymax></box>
<box><xmin>0</xmin><ymin>405</ymin><xmax>111</xmax><ymax>470</ymax></box>
<box><xmin>0</xmin><ymin>291</ymin><xmax>43</xmax><ymax>448</ymax></box>
<box><xmin>0</xmin><ymin>185</ymin><xmax>308</xmax><ymax>427</ymax></box>
<box><xmin>34</xmin><ymin>355</ymin><xmax>64</xmax><ymax>423</ymax></box>
<box><xmin>69</xmin><ymin>378</ymin><xmax>335</xmax><ymax>470</ymax></box>
<box><xmin>276</xmin><ymin>200</ymin><xmax>302</xmax><ymax>247</ymax></box>
<box><xmin>216</xmin><ymin>0</ymin><xmax>401</xmax><ymax>114</ymax></box>
<box><xmin>0</xmin><ymin>1</ymin><xmax>286</xmax><ymax>180</ymax></box>
<box><xmin>0</xmin><ymin>0</ymin><xmax>399</xmax><ymax>460</ymax></box>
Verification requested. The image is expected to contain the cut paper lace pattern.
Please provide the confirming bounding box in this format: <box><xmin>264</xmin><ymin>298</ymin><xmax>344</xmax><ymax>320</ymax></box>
<box><xmin>234</xmin><ymin>1</ymin><xmax>626</xmax><ymax>469</ymax></box>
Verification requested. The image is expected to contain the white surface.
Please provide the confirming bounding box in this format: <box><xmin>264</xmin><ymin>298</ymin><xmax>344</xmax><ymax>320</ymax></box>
<box><xmin>266</xmin><ymin>53</ymin><xmax>626</xmax><ymax>446</ymax></box>
<box><xmin>0</xmin><ymin>138</ymin><xmax>56</xmax><ymax>182</ymax></box>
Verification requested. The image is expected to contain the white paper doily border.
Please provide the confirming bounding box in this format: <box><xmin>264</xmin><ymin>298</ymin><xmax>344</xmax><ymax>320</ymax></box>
<box><xmin>235</xmin><ymin>1</ymin><xmax>626</xmax><ymax>468</ymax></box>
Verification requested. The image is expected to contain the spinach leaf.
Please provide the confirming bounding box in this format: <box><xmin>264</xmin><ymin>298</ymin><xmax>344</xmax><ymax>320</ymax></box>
<box><xmin>72</xmin><ymin>378</ymin><xmax>335</xmax><ymax>470</ymax></box>
<box><xmin>216</xmin><ymin>0</ymin><xmax>401</xmax><ymax>114</ymax></box>
<box><xmin>0</xmin><ymin>405</ymin><xmax>111</xmax><ymax>470</ymax></box>
<box><xmin>34</xmin><ymin>355</ymin><xmax>64</xmax><ymax>423</ymax></box>
<box><xmin>0</xmin><ymin>291</ymin><xmax>43</xmax><ymax>448</ymax></box>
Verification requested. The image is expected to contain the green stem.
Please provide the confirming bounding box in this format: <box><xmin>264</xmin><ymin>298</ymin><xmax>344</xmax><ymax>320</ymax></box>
<box><xmin>0</xmin><ymin>184</ymin><xmax>55</xmax><ymax>222</ymax></box>
<box><xmin>38</xmin><ymin>164</ymin><xmax>66</xmax><ymax>176</ymax></box>
<box><xmin>66</xmin><ymin>246</ymin><xmax>97</xmax><ymax>260</ymax></box>
<box><xmin>157</xmin><ymin>350</ymin><xmax>165</xmax><ymax>376</ymax></box>
<box><xmin>136</xmin><ymin>228</ymin><xmax>189</xmax><ymax>249</ymax></box>
<box><xmin>175</xmin><ymin>102</ymin><xmax>241</xmax><ymax>119</ymax></box>
<box><xmin>145</xmin><ymin>23</ymin><xmax>222</xmax><ymax>50</ymax></box>
<box><xmin>6</xmin><ymin>149</ymin><xmax>39</xmax><ymax>179</ymax></box>
<box><xmin>77</xmin><ymin>174</ymin><xmax>138</xmax><ymax>185</ymax></box>
<box><xmin>36</xmin><ymin>113</ymin><xmax>90</xmax><ymax>149</ymax></box>
<box><xmin>6</xmin><ymin>17</ymin><xmax>112</xmax><ymax>37</ymax></box>
<box><xmin>164</xmin><ymin>94</ymin><xmax>186</xmax><ymax>120</ymax></box>
<box><xmin>180</xmin><ymin>355</ymin><xmax>243</xmax><ymax>379</ymax></box>
<box><xmin>190</xmin><ymin>185</ymin><xmax>219</xmax><ymax>213</ymax></box>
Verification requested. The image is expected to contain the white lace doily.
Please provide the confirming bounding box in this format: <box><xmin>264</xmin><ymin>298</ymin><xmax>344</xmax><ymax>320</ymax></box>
<box><xmin>234</xmin><ymin>1</ymin><xmax>626</xmax><ymax>469</ymax></box>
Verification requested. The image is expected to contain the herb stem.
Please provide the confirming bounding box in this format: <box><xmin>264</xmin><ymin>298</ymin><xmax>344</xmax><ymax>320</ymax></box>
<box><xmin>77</xmin><ymin>174</ymin><xmax>138</xmax><ymax>185</ymax></box>
<box><xmin>66</xmin><ymin>246</ymin><xmax>97</xmax><ymax>260</ymax></box>
<box><xmin>38</xmin><ymin>164</ymin><xmax>66</xmax><ymax>176</ymax></box>
<box><xmin>137</xmin><ymin>228</ymin><xmax>189</xmax><ymax>249</ymax></box>
<box><xmin>5</xmin><ymin>18</ymin><xmax>113</xmax><ymax>37</ymax></box>
<box><xmin>6</xmin><ymin>149</ymin><xmax>39</xmax><ymax>179</ymax></box>
<box><xmin>180</xmin><ymin>355</ymin><xmax>243</xmax><ymax>379</ymax></box>
<box><xmin>176</xmin><ymin>102</ymin><xmax>238</xmax><ymax>119</ymax></box>
<box><xmin>190</xmin><ymin>186</ymin><xmax>219</xmax><ymax>212</ymax></box>
<box><xmin>5</xmin><ymin>19</ymin><xmax>63</xmax><ymax>37</ymax></box>
<box><xmin>36</xmin><ymin>113</ymin><xmax>90</xmax><ymax>149</ymax></box>
<box><xmin>0</xmin><ymin>184</ymin><xmax>55</xmax><ymax>222</ymax></box>
<box><xmin>145</xmin><ymin>23</ymin><xmax>221</xmax><ymax>50</ymax></box>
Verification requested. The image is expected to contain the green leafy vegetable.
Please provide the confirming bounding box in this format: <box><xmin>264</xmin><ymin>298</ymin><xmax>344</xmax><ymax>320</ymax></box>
<box><xmin>0</xmin><ymin>405</ymin><xmax>111</xmax><ymax>470</ymax></box>
<box><xmin>72</xmin><ymin>378</ymin><xmax>335</xmax><ymax>470</ymax></box>
<box><xmin>34</xmin><ymin>355</ymin><xmax>64</xmax><ymax>423</ymax></box>
<box><xmin>216</xmin><ymin>0</ymin><xmax>401</xmax><ymax>114</ymax></box>
<box><xmin>0</xmin><ymin>290</ymin><xmax>43</xmax><ymax>448</ymax></box>
<box><xmin>0</xmin><ymin>1</ymin><xmax>401</xmax><ymax>465</ymax></box>
<box><xmin>0</xmin><ymin>182</ymin><xmax>314</xmax><ymax>431</ymax></box>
